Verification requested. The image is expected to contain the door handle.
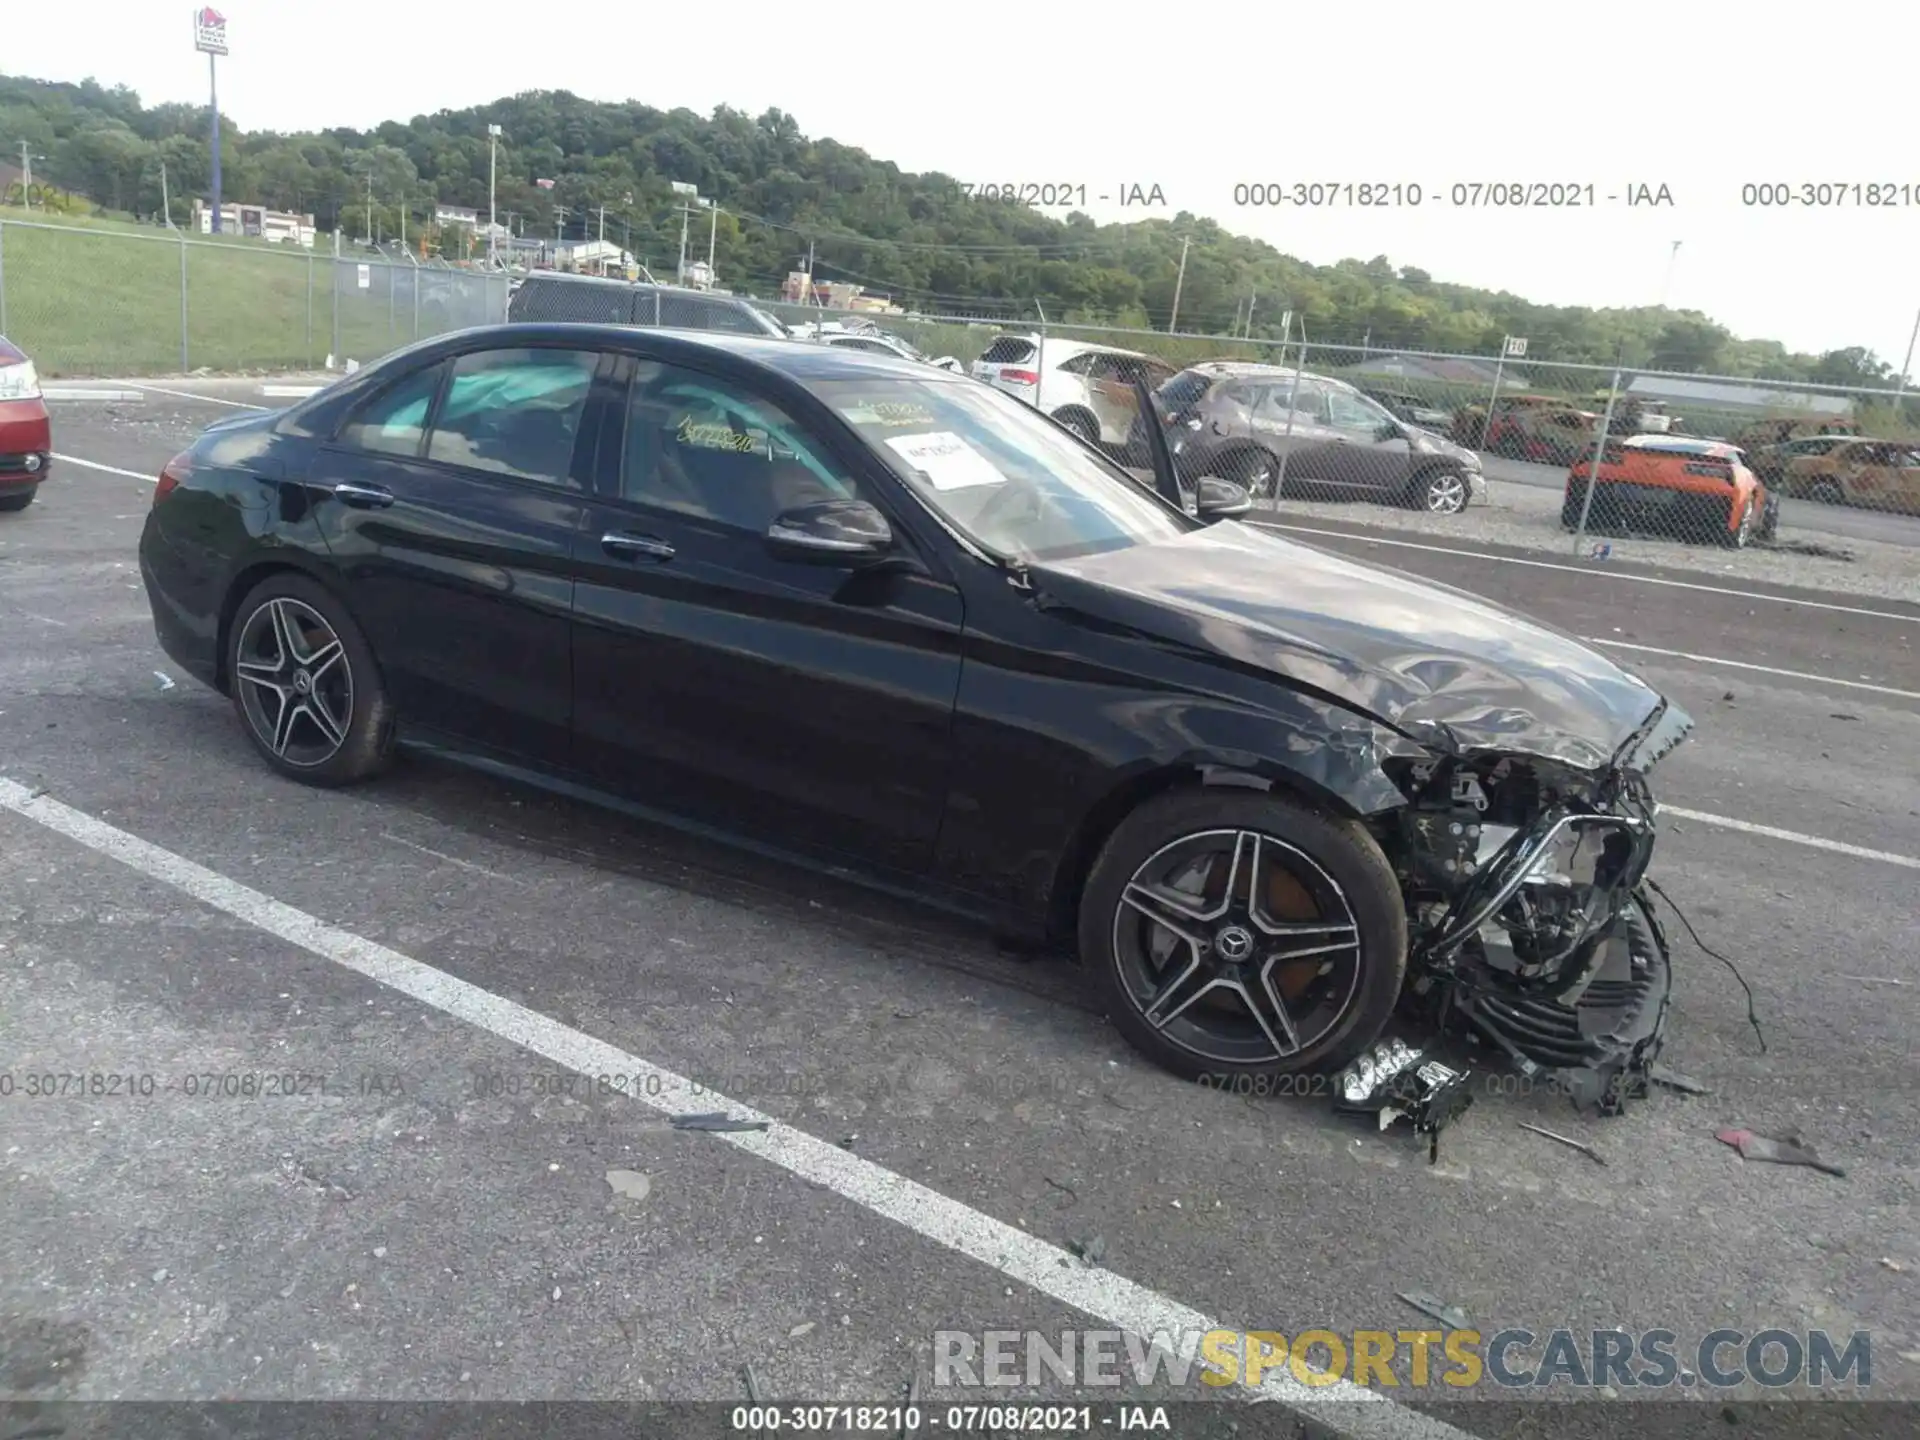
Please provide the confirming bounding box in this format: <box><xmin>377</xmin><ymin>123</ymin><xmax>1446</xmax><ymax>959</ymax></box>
<box><xmin>600</xmin><ymin>532</ymin><xmax>675</xmax><ymax>561</ymax></box>
<box><xmin>331</xmin><ymin>481</ymin><xmax>394</xmax><ymax>509</ymax></box>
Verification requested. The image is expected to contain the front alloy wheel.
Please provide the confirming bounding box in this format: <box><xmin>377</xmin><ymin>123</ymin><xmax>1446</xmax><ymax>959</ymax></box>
<box><xmin>227</xmin><ymin>574</ymin><xmax>395</xmax><ymax>786</ymax></box>
<box><xmin>1223</xmin><ymin>450</ymin><xmax>1278</xmax><ymax>499</ymax></box>
<box><xmin>1081</xmin><ymin>789</ymin><xmax>1407</xmax><ymax>1081</ymax></box>
<box><xmin>1414</xmin><ymin>470</ymin><xmax>1467</xmax><ymax>514</ymax></box>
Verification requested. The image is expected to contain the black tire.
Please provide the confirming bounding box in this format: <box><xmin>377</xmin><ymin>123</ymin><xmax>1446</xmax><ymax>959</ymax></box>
<box><xmin>1055</xmin><ymin>409</ymin><xmax>1100</xmax><ymax>446</ymax></box>
<box><xmin>0</xmin><ymin>487</ymin><xmax>37</xmax><ymax>512</ymax></box>
<box><xmin>1721</xmin><ymin>496</ymin><xmax>1755</xmax><ymax>549</ymax></box>
<box><xmin>1079</xmin><ymin>786</ymin><xmax>1408</xmax><ymax>1083</ymax></box>
<box><xmin>1808</xmin><ymin>479</ymin><xmax>1845</xmax><ymax>507</ymax></box>
<box><xmin>225</xmin><ymin>572</ymin><xmax>395</xmax><ymax>787</ymax></box>
<box><xmin>1407</xmin><ymin>468</ymin><xmax>1468</xmax><ymax>514</ymax></box>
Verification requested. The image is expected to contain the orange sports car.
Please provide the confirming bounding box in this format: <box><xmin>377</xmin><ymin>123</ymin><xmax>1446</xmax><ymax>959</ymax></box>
<box><xmin>1562</xmin><ymin>435</ymin><xmax>1778</xmax><ymax>547</ymax></box>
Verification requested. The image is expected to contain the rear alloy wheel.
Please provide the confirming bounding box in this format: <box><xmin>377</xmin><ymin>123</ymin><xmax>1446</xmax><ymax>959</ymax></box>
<box><xmin>1221</xmin><ymin>449</ymin><xmax>1278</xmax><ymax>499</ymax></box>
<box><xmin>1809</xmin><ymin>479</ymin><xmax>1845</xmax><ymax>507</ymax></box>
<box><xmin>1057</xmin><ymin>410</ymin><xmax>1100</xmax><ymax>446</ymax></box>
<box><xmin>0</xmin><ymin>487</ymin><xmax>36</xmax><ymax>512</ymax></box>
<box><xmin>1080</xmin><ymin>788</ymin><xmax>1407</xmax><ymax>1082</ymax></box>
<box><xmin>227</xmin><ymin>573</ymin><xmax>395</xmax><ymax>787</ymax></box>
<box><xmin>1411</xmin><ymin>469</ymin><xmax>1468</xmax><ymax>514</ymax></box>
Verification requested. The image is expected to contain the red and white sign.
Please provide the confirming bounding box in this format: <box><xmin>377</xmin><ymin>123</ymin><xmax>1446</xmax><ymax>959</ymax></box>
<box><xmin>193</xmin><ymin>6</ymin><xmax>229</xmax><ymax>55</ymax></box>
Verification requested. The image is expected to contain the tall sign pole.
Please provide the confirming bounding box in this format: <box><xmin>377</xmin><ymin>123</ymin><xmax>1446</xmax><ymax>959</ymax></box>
<box><xmin>193</xmin><ymin>8</ymin><xmax>230</xmax><ymax>233</ymax></box>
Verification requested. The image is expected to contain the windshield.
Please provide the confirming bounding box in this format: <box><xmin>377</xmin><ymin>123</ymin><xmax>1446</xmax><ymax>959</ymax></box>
<box><xmin>812</xmin><ymin>377</ymin><xmax>1192</xmax><ymax>564</ymax></box>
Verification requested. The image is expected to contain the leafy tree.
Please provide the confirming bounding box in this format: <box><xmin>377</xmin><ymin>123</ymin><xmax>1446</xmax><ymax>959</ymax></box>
<box><xmin>0</xmin><ymin>69</ymin><xmax>1902</xmax><ymax>389</ymax></box>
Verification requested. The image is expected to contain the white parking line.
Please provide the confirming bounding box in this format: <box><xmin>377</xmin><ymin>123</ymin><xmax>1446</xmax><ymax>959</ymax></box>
<box><xmin>52</xmin><ymin>454</ymin><xmax>155</xmax><ymax>482</ymax></box>
<box><xmin>1252</xmin><ymin>520</ymin><xmax>1920</xmax><ymax>624</ymax></box>
<box><xmin>1585</xmin><ymin>639</ymin><xmax>1920</xmax><ymax>701</ymax></box>
<box><xmin>1662</xmin><ymin>806</ymin><xmax>1920</xmax><ymax>871</ymax></box>
<box><xmin>0</xmin><ymin>775</ymin><xmax>1471</xmax><ymax>1440</ymax></box>
<box><xmin>261</xmin><ymin>384</ymin><xmax>324</xmax><ymax>398</ymax></box>
<box><xmin>123</xmin><ymin>381</ymin><xmax>269</xmax><ymax>410</ymax></box>
<box><xmin>41</xmin><ymin>387</ymin><xmax>146</xmax><ymax>402</ymax></box>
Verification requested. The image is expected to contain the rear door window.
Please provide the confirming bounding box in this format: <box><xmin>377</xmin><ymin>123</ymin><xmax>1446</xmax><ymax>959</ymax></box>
<box><xmin>424</xmin><ymin>347</ymin><xmax>601</xmax><ymax>485</ymax></box>
<box><xmin>337</xmin><ymin>360</ymin><xmax>448</xmax><ymax>457</ymax></box>
<box><xmin>1154</xmin><ymin>369</ymin><xmax>1213</xmax><ymax>412</ymax></box>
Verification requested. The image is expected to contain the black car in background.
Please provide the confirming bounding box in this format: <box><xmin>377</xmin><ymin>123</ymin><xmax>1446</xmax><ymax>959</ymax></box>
<box><xmin>137</xmin><ymin>325</ymin><xmax>1689</xmax><ymax>1094</ymax></box>
<box><xmin>508</xmin><ymin>271</ymin><xmax>789</xmax><ymax>337</ymax></box>
<box><xmin>1122</xmin><ymin>361</ymin><xmax>1486</xmax><ymax>513</ymax></box>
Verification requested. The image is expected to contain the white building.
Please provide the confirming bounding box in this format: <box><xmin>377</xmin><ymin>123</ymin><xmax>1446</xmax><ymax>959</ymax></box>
<box><xmin>194</xmin><ymin>200</ymin><xmax>315</xmax><ymax>248</ymax></box>
<box><xmin>1626</xmin><ymin>375</ymin><xmax>1854</xmax><ymax>418</ymax></box>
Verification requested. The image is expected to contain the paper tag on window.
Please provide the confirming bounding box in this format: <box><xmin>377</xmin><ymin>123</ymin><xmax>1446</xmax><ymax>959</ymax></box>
<box><xmin>884</xmin><ymin>431</ymin><xmax>1005</xmax><ymax>491</ymax></box>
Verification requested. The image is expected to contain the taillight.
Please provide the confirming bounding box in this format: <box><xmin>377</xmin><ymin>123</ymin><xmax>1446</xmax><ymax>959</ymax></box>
<box><xmin>999</xmin><ymin>368</ymin><xmax>1039</xmax><ymax>386</ymax></box>
<box><xmin>155</xmin><ymin>450</ymin><xmax>192</xmax><ymax>505</ymax></box>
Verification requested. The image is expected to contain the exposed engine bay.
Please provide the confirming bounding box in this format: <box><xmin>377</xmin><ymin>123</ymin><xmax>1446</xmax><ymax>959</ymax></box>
<box><xmin>1336</xmin><ymin>700</ymin><xmax>1695</xmax><ymax>1150</ymax></box>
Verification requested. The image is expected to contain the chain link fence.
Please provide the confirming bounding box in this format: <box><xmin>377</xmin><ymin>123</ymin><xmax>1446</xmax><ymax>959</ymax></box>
<box><xmin>6</xmin><ymin>215</ymin><xmax>1918</xmax><ymax>552</ymax></box>
<box><xmin>767</xmin><ymin>300</ymin><xmax>1920</xmax><ymax>551</ymax></box>
<box><xmin>0</xmin><ymin>219</ymin><xmax>508</xmax><ymax>377</ymax></box>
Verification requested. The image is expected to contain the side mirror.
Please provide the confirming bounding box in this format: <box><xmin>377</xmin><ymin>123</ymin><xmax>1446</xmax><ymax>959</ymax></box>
<box><xmin>1192</xmin><ymin>476</ymin><xmax>1253</xmax><ymax>521</ymax></box>
<box><xmin>766</xmin><ymin>498</ymin><xmax>894</xmax><ymax>564</ymax></box>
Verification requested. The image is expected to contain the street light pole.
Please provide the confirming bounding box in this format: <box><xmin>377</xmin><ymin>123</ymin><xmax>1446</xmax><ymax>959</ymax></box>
<box><xmin>1658</xmin><ymin>240</ymin><xmax>1682</xmax><ymax>308</ymax></box>
<box><xmin>487</xmin><ymin>124</ymin><xmax>501</xmax><ymax>269</ymax></box>
<box><xmin>1891</xmin><ymin>305</ymin><xmax>1920</xmax><ymax>416</ymax></box>
<box><xmin>1168</xmin><ymin>235</ymin><xmax>1191</xmax><ymax>333</ymax></box>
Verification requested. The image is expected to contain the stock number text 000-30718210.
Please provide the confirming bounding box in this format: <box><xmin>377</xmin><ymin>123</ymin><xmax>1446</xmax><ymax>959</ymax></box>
<box><xmin>1229</xmin><ymin>182</ymin><xmax>1639</xmax><ymax>208</ymax></box>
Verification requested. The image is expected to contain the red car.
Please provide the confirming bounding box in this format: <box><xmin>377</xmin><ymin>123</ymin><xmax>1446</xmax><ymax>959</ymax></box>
<box><xmin>0</xmin><ymin>335</ymin><xmax>52</xmax><ymax>512</ymax></box>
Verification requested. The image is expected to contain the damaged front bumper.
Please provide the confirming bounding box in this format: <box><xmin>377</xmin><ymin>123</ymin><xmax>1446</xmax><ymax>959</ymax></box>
<box><xmin>1345</xmin><ymin>702</ymin><xmax>1692</xmax><ymax>1143</ymax></box>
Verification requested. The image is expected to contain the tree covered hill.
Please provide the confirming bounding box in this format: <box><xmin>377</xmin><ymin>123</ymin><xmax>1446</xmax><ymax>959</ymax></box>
<box><xmin>0</xmin><ymin>72</ymin><xmax>1899</xmax><ymax>386</ymax></box>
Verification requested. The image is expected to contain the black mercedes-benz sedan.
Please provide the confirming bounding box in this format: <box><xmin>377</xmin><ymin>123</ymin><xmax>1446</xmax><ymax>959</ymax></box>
<box><xmin>139</xmin><ymin>323</ymin><xmax>1693</xmax><ymax>1097</ymax></box>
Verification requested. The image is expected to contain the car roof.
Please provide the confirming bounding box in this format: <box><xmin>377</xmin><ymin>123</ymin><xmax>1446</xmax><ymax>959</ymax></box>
<box><xmin>986</xmin><ymin>334</ymin><xmax>1155</xmax><ymax>362</ymax></box>
<box><xmin>454</xmin><ymin>322</ymin><xmax>956</xmax><ymax>381</ymax></box>
<box><xmin>1180</xmin><ymin>360</ymin><xmax>1361</xmax><ymax>393</ymax></box>
<box><xmin>1622</xmin><ymin>435</ymin><xmax>1740</xmax><ymax>457</ymax></box>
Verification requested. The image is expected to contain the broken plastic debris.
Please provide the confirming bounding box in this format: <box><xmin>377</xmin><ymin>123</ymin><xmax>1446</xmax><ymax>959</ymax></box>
<box><xmin>604</xmin><ymin>1169</ymin><xmax>651</xmax><ymax>1201</ymax></box>
<box><xmin>153</xmin><ymin>671</ymin><xmax>175</xmax><ymax>691</ymax></box>
<box><xmin>1398</xmin><ymin>1291</ymin><xmax>1469</xmax><ymax>1330</ymax></box>
<box><xmin>1648</xmin><ymin>1064</ymin><xmax>1711</xmax><ymax>1096</ymax></box>
<box><xmin>1518</xmin><ymin>1121</ymin><xmax>1606</xmax><ymax>1165</ymax></box>
<box><xmin>1716</xmin><ymin>1128</ymin><xmax>1846</xmax><ymax>1177</ymax></box>
<box><xmin>1587</xmin><ymin>542</ymin><xmax>1611</xmax><ymax>560</ymax></box>
<box><xmin>672</xmin><ymin>1112</ymin><xmax>770</xmax><ymax>1133</ymax></box>
<box><xmin>1066</xmin><ymin>1235</ymin><xmax>1107</xmax><ymax>1266</ymax></box>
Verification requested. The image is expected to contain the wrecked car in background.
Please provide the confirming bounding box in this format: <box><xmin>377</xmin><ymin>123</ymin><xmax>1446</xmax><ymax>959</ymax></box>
<box><xmin>139</xmin><ymin>327</ymin><xmax>1696</xmax><ymax>1153</ymax></box>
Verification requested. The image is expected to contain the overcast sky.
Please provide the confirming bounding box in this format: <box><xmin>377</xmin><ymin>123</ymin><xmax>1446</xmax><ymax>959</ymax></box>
<box><xmin>12</xmin><ymin>0</ymin><xmax>1920</xmax><ymax>370</ymax></box>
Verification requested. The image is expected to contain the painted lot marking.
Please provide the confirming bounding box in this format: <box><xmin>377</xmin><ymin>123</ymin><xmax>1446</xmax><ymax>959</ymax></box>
<box><xmin>123</xmin><ymin>381</ymin><xmax>269</xmax><ymax>410</ymax></box>
<box><xmin>1252</xmin><ymin>520</ymin><xmax>1920</xmax><ymax>625</ymax></box>
<box><xmin>1662</xmin><ymin>805</ymin><xmax>1920</xmax><ymax>871</ymax></box>
<box><xmin>52</xmin><ymin>454</ymin><xmax>155</xmax><ymax>482</ymax></box>
<box><xmin>0</xmin><ymin>775</ymin><xmax>1473</xmax><ymax>1440</ymax></box>
<box><xmin>261</xmin><ymin>384</ymin><xmax>324</xmax><ymax>398</ymax></box>
<box><xmin>1585</xmin><ymin>639</ymin><xmax>1920</xmax><ymax>701</ymax></box>
<box><xmin>42</xmin><ymin>387</ymin><xmax>146</xmax><ymax>402</ymax></box>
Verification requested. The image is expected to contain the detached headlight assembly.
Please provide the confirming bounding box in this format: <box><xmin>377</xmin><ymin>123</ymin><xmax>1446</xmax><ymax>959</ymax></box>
<box><xmin>0</xmin><ymin>359</ymin><xmax>42</xmax><ymax>402</ymax></box>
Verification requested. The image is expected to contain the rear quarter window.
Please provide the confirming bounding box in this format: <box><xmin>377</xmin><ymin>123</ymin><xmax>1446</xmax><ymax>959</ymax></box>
<box><xmin>979</xmin><ymin>337</ymin><xmax>1037</xmax><ymax>365</ymax></box>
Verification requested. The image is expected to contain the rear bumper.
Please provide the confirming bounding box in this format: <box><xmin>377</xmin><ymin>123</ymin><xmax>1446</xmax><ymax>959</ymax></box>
<box><xmin>138</xmin><ymin>513</ymin><xmax>223</xmax><ymax>691</ymax></box>
<box><xmin>1563</xmin><ymin>479</ymin><xmax>1737</xmax><ymax>535</ymax></box>
<box><xmin>0</xmin><ymin>397</ymin><xmax>53</xmax><ymax>489</ymax></box>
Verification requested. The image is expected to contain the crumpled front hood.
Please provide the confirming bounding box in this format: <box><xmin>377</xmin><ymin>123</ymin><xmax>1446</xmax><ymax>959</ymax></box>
<box><xmin>1028</xmin><ymin>522</ymin><xmax>1666</xmax><ymax>771</ymax></box>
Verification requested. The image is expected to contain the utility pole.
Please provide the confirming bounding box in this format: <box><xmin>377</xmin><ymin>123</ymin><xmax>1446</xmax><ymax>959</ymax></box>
<box><xmin>17</xmin><ymin>142</ymin><xmax>34</xmax><ymax>209</ymax></box>
<box><xmin>159</xmin><ymin>160</ymin><xmax>175</xmax><ymax>228</ymax></box>
<box><xmin>707</xmin><ymin>203</ymin><xmax>718</xmax><ymax>286</ymax></box>
<box><xmin>486</xmin><ymin>124</ymin><xmax>502</xmax><ymax>269</ymax></box>
<box><xmin>1168</xmin><ymin>235</ymin><xmax>1191</xmax><ymax>334</ymax></box>
<box><xmin>1658</xmin><ymin>240</ymin><xmax>1682</xmax><ymax>308</ymax></box>
<box><xmin>676</xmin><ymin>203</ymin><xmax>691</xmax><ymax>284</ymax></box>
<box><xmin>806</xmin><ymin>238</ymin><xmax>817</xmax><ymax>304</ymax></box>
<box><xmin>363</xmin><ymin>168</ymin><xmax>374</xmax><ymax>246</ymax></box>
<box><xmin>1245</xmin><ymin>293</ymin><xmax>1257</xmax><ymax>337</ymax></box>
<box><xmin>1891</xmin><ymin>305</ymin><xmax>1920</xmax><ymax>416</ymax></box>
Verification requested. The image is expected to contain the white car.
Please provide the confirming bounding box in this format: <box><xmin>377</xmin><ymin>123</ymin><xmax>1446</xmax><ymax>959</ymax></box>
<box><xmin>969</xmin><ymin>334</ymin><xmax>1178</xmax><ymax>448</ymax></box>
<box><xmin>811</xmin><ymin>328</ymin><xmax>964</xmax><ymax>372</ymax></box>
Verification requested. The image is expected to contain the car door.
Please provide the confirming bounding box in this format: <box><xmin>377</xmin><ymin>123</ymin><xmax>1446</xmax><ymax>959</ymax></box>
<box><xmin>306</xmin><ymin>342</ymin><xmax>606</xmax><ymax>761</ymax></box>
<box><xmin>568</xmin><ymin>354</ymin><xmax>967</xmax><ymax>874</ymax></box>
<box><xmin>1248</xmin><ymin>378</ymin><xmax>1347</xmax><ymax>488</ymax></box>
<box><xmin>1319</xmin><ymin>386</ymin><xmax>1415</xmax><ymax>495</ymax></box>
